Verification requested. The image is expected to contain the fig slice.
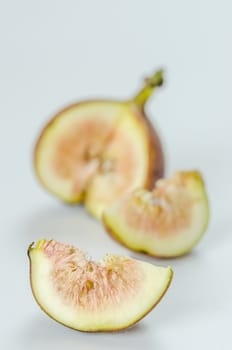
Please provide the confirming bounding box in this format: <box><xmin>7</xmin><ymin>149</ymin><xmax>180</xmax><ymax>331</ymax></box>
<box><xmin>34</xmin><ymin>70</ymin><xmax>164</xmax><ymax>219</ymax></box>
<box><xmin>28</xmin><ymin>239</ymin><xmax>173</xmax><ymax>332</ymax></box>
<box><xmin>103</xmin><ymin>171</ymin><xmax>209</xmax><ymax>258</ymax></box>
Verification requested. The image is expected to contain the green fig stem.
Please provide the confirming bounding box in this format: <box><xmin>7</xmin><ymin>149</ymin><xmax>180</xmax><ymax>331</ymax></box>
<box><xmin>132</xmin><ymin>69</ymin><xmax>164</xmax><ymax>108</ymax></box>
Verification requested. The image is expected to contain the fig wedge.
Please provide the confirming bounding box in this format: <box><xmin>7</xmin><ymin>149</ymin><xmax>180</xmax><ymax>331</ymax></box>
<box><xmin>103</xmin><ymin>171</ymin><xmax>209</xmax><ymax>258</ymax></box>
<box><xmin>28</xmin><ymin>239</ymin><xmax>173</xmax><ymax>332</ymax></box>
<box><xmin>34</xmin><ymin>70</ymin><xmax>164</xmax><ymax>219</ymax></box>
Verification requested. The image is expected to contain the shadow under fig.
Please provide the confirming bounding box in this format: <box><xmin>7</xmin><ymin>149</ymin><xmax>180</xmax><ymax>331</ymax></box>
<box><xmin>16</xmin><ymin>314</ymin><xmax>156</xmax><ymax>350</ymax></box>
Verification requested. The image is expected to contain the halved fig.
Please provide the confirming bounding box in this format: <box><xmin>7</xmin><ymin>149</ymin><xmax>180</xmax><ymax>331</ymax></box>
<box><xmin>103</xmin><ymin>171</ymin><xmax>209</xmax><ymax>258</ymax></box>
<box><xmin>34</xmin><ymin>70</ymin><xmax>164</xmax><ymax>219</ymax></box>
<box><xmin>28</xmin><ymin>239</ymin><xmax>173</xmax><ymax>332</ymax></box>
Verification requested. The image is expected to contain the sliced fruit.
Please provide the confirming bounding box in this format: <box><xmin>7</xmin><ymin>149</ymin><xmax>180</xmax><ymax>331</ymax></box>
<box><xmin>34</xmin><ymin>70</ymin><xmax>164</xmax><ymax>219</ymax></box>
<box><xmin>28</xmin><ymin>239</ymin><xmax>173</xmax><ymax>332</ymax></box>
<box><xmin>84</xmin><ymin>109</ymin><xmax>162</xmax><ymax>218</ymax></box>
<box><xmin>103</xmin><ymin>171</ymin><xmax>209</xmax><ymax>258</ymax></box>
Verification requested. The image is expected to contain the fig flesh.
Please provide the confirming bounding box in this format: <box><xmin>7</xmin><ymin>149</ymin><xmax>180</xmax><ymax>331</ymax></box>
<box><xmin>103</xmin><ymin>171</ymin><xmax>209</xmax><ymax>258</ymax></box>
<box><xmin>34</xmin><ymin>70</ymin><xmax>164</xmax><ymax>219</ymax></box>
<box><xmin>28</xmin><ymin>239</ymin><xmax>173</xmax><ymax>332</ymax></box>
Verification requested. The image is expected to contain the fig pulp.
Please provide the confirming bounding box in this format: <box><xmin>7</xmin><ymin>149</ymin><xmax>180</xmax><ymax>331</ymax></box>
<box><xmin>34</xmin><ymin>70</ymin><xmax>164</xmax><ymax>219</ymax></box>
<box><xmin>28</xmin><ymin>239</ymin><xmax>173</xmax><ymax>332</ymax></box>
<box><xmin>103</xmin><ymin>171</ymin><xmax>209</xmax><ymax>258</ymax></box>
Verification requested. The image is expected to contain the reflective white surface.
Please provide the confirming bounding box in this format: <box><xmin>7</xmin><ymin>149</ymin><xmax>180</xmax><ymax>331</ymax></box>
<box><xmin>1</xmin><ymin>1</ymin><xmax>231</xmax><ymax>349</ymax></box>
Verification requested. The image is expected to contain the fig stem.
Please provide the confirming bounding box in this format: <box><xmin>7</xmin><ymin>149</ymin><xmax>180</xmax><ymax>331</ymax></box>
<box><xmin>133</xmin><ymin>69</ymin><xmax>164</xmax><ymax>108</ymax></box>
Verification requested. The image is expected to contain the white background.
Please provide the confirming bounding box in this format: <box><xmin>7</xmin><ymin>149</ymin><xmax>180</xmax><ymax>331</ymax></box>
<box><xmin>1</xmin><ymin>1</ymin><xmax>231</xmax><ymax>349</ymax></box>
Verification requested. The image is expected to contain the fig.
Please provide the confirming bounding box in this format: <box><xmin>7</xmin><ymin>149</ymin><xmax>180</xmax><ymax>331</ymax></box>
<box><xmin>103</xmin><ymin>171</ymin><xmax>209</xmax><ymax>258</ymax></box>
<box><xmin>28</xmin><ymin>239</ymin><xmax>173</xmax><ymax>332</ymax></box>
<box><xmin>34</xmin><ymin>70</ymin><xmax>164</xmax><ymax>219</ymax></box>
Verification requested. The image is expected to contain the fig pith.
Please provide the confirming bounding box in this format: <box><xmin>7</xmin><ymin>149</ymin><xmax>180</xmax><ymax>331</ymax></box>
<box><xmin>34</xmin><ymin>70</ymin><xmax>164</xmax><ymax>219</ymax></box>
<box><xmin>103</xmin><ymin>171</ymin><xmax>209</xmax><ymax>258</ymax></box>
<box><xmin>28</xmin><ymin>239</ymin><xmax>173</xmax><ymax>332</ymax></box>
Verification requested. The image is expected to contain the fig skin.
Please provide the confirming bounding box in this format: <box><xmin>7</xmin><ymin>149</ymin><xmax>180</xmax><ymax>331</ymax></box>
<box><xmin>33</xmin><ymin>70</ymin><xmax>165</xmax><ymax>218</ymax></box>
<box><xmin>28</xmin><ymin>240</ymin><xmax>173</xmax><ymax>332</ymax></box>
